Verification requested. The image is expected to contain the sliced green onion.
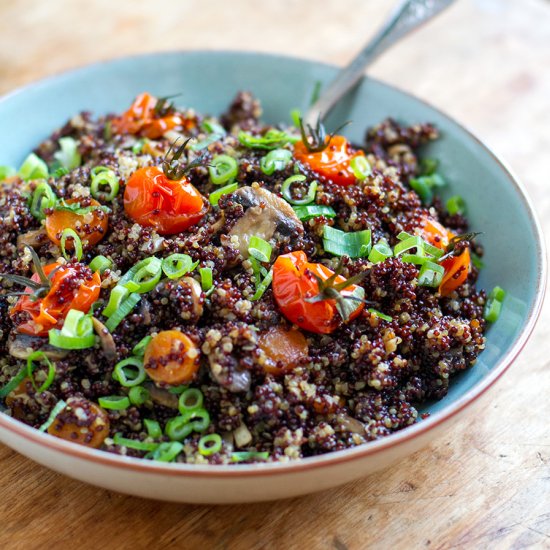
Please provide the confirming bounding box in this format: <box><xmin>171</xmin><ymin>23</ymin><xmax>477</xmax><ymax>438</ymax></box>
<box><xmin>19</xmin><ymin>153</ymin><xmax>48</xmax><ymax>181</ymax></box>
<box><xmin>292</xmin><ymin>204</ymin><xmax>336</xmax><ymax>221</ymax></box>
<box><xmin>52</xmin><ymin>166</ymin><xmax>69</xmax><ymax>178</ymax></box>
<box><xmin>98</xmin><ymin>396</ymin><xmax>130</xmax><ymax>410</ymax></box>
<box><xmin>410</xmin><ymin>177</ymin><xmax>433</xmax><ymax>204</ymax></box>
<box><xmin>49</xmin><ymin>309</ymin><xmax>96</xmax><ymax>350</ymax></box>
<box><xmin>349</xmin><ymin>155</ymin><xmax>372</xmax><ymax>180</ymax></box>
<box><xmin>165</xmin><ymin>415</ymin><xmax>194</xmax><ymax>441</ymax></box>
<box><xmin>368</xmin><ymin>240</ymin><xmax>393</xmax><ymax>263</ymax></box>
<box><xmin>471</xmin><ymin>253</ymin><xmax>485</xmax><ymax>270</ymax></box>
<box><xmin>104</xmin><ymin>293</ymin><xmax>141</xmax><ymax>332</ymax></box>
<box><xmin>209</xmin><ymin>182</ymin><xmax>239</xmax><ymax>206</ymax></box>
<box><xmin>0</xmin><ymin>367</ymin><xmax>26</xmax><ymax>399</ymax></box>
<box><xmin>251</xmin><ymin>269</ymin><xmax>273</xmax><ymax>301</ymax></box>
<box><xmin>129</xmin><ymin>386</ymin><xmax>150</xmax><ymax>406</ymax></box>
<box><xmin>113</xmin><ymin>433</ymin><xmax>158</xmax><ymax>451</ymax></box>
<box><xmin>200</xmin><ymin>267</ymin><xmax>213</xmax><ymax>292</ymax></box>
<box><xmin>260</xmin><ymin>149</ymin><xmax>292</xmax><ymax>176</ymax></box>
<box><xmin>209</xmin><ymin>154</ymin><xmax>238</xmax><ymax>185</ymax></box>
<box><xmin>202</xmin><ymin>119</ymin><xmax>227</xmax><ymax>136</ymax></box>
<box><xmin>113</xmin><ymin>357</ymin><xmax>146</xmax><ymax>388</ymax></box>
<box><xmin>420</xmin><ymin>158</ymin><xmax>438</xmax><ymax>176</ymax></box>
<box><xmin>53</xmin><ymin>137</ymin><xmax>81</xmax><ymax>170</ymax></box>
<box><xmin>178</xmin><ymin>388</ymin><xmax>204</xmax><ymax>414</ymax></box>
<box><xmin>143</xmin><ymin>418</ymin><xmax>162</xmax><ymax>438</ymax></box>
<box><xmin>103</xmin><ymin>285</ymin><xmax>130</xmax><ymax>318</ymax></box>
<box><xmin>149</xmin><ymin>441</ymin><xmax>183</xmax><ymax>462</ymax></box>
<box><xmin>231</xmin><ymin>451</ymin><xmax>269</xmax><ymax>462</ymax></box>
<box><xmin>447</xmin><ymin>195</ymin><xmax>466</xmax><ymax>216</ymax></box>
<box><xmin>191</xmin><ymin>133</ymin><xmax>223</xmax><ymax>151</ymax></box>
<box><xmin>30</xmin><ymin>182</ymin><xmax>57</xmax><ymax>220</ymax></box>
<box><xmin>161</xmin><ymin>253</ymin><xmax>197</xmax><ymax>279</ymax></box>
<box><xmin>168</xmin><ymin>385</ymin><xmax>189</xmax><ymax>395</ymax></box>
<box><xmin>39</xmin><ymin>400</ymin><xmax>67</xmax><ymax>432</ymax></box>
<box><xmin>181</xmin><ymin>408</ymin><xmax>210</xmax><ymax>433</ymax></box>
<box><xmin>198</xmin><ymin>433</ymin><xmax>222</xmax><ymax>456</ymax></box>
<box><xmin>368</xmin><ymin>308</ymin><xmax>393</xmax><ymax>322</ymax></box>
<box><xmin>238</xmin><ymin>129</ymin><xmax>298</xmax><ymax>150</ymax></box>
<box><xmin>132</xmin><ymin>139</ymin><xmax>147</xmax><ymax>154</ymax></box>
<box><xmin>281</xmin><ymin>175</ymin><xmax>317</xmax><ymax>206</ymax></box>
<box><xmin>60</xmin><ymin>228</ymin><xmax>83</xmax><ymax>261</ymax></box>
<box><xmin>484</xmin><ymin>286</ymin><xmax>506</xmax><ymax>323</ymax></box>
<box><xmin>248</xmin><ymin>236</ymin><xmax>272</xmax><ymax>263</ymax></box>
<box><xmin>90</xmin><ymin>168</ymin><xmax>119</xmax><ymax>202</ymax></box>
<box><xmin>120</xmin><ymin>257</ymin><xmax>163</xmax><ymax>294</ymax></box>
<box><xmin>418</xmin><ymin>261</ymin><xmax>445</xmax><ymax>288</ymax></box>
<box><xmin>27</xmin><ymin>351</ymin><xmax>56</xmax><ymax>392</ymax></box>
<box><xmin>132</xmin><ymin>335</ymin><xmax>152</xmax><ymax>357</ymax></box>
<box><xmin>323</xmin><ymin>226</ymin><xmax>371</xmax><ymax>258</ymax></box>
<box><xmin>0</xmin><ymin>166</ymin><xmax>15</xmax><ymax>181</ymax></box>
<box><xmin>90</xmin><ymin>255</ymin><xmax>112</xmax><ymax>274</ymax></box>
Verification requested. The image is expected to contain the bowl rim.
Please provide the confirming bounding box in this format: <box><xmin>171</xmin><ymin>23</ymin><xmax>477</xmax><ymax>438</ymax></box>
<box><xmin>0</xmin><ymin>49</ymin><xmax>546</xmax><ymax>478</ymax></box>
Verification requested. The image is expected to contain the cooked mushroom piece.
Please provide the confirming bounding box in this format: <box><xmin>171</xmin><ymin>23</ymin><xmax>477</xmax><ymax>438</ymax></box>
<box><xmin>143</xmin><ymin>381</ymin><xmax>179</xmax><ymax>409</ymax></box>
<box><xmin>179</xmin><ymin>276</ymin><xmax>204</xmax><ymax>319</ymax></box>
<box><xmin>91</xmin><ymin>317</ymin><xmax>117</xmax><ymax>361</ymax></box>
<box><xmin>17</xmin><ymin>228</ymin><xmax>48</xmax><ymax>249</ymax></box>
<box><xmin>226</xmin><ymin>185</ymin><xmax>303</xmax><ymax>258</ymax></box>
<box><xmin>8</xmin><ymin>333</ymin><xmax>69</xmax><ymax>360</ymax></box>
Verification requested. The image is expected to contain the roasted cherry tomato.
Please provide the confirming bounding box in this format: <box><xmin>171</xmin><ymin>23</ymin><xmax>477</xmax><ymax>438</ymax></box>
<box><xmin>111</xmin><ymin>92</ymin><xmax>196</xmax><ymax>139</ymax></box>
<box><xmin>124</xmin><ymin>166</ymin><xmax>205</xmax><ymax>235</ymax></box>
<box><xmin>294</xmin><ymin>135</ymin><xmax>366</xmax><ymax>186</ymax></box>
<box><xmin>257</xmin><ymin>326</ymin><xmax>308</xmax><ymax>375</ymax></box>
<box><xmin>272</xmin><ymin>251</ymin><xmax>364</xmax><ymax>334</ymax></box>
<box><xmin>144</xmin><ymin>329</ymin><xmax>200</xmax><ymax>385</ymax></box>
<box><xmin>420</xmin><ymin>215</ymin><xmax>471</xmax><ymax>296</ymax></box>
<box><xmin>47</xmin><ymin>397</ymin><xmax>109</xmax><ymax>449</ymax></box>
<box><xmin>10</xmin><ymin>262</ymin><xmax>101</xmax><ymax>336</ymax></box>
<box><xmin>45</xmin><ymin>198</ymin><xmax>108</xmax><ymax>248</ymax></box>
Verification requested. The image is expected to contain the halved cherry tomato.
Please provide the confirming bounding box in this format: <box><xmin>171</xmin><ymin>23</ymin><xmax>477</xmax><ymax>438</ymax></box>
<box><xmin>11</xmin><ymin>262</ymin><xmax>101</xmax><ymax>336</ymax></box>
<box><xmin>45</xmin><ymin>198</ymin><xmax>108</xmax><ymax>248</ymax></box>
<box><xmin>272</xmin><ymin>251</ymin><xmax>364</xmax><ymax>334</ymax></box>
<box><xmin>257</xmin><ymin>326</ymin><xmax>308</xmax><ymax>375</ymax></box>
<box><xmin>419</xmin><ymin>215</ymin><xmax>471</xmax><ymax>296</ymax></box>
<box><xmin>111</xmin><ymin>92</ymin><xmax>196</xmax><ymax>139</ymax></box>
<box><xmin>47</xmin><ymin>397</ymin><xmax>109</xmax><ymax>449</ymax></box>
<box><xmin>144</xmin><ymin>330</ymin><xmax>200</xmax><ymax>385</ymax></box>
<box><xmin>294</xmin><ymin>135</ymin><xmax>366</xmax><ymax>186</ymax></box>
<box><xmin>124</xmin><ymin>166</ymin><xmax>205</xmax><ymax>235</ymax></box>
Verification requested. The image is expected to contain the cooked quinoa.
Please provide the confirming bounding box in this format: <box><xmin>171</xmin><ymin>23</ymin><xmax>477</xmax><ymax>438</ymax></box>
<box><xmin>0</xmin><ymin>91</ymin><xmax>488</xmax><ymax>464</ymax></box>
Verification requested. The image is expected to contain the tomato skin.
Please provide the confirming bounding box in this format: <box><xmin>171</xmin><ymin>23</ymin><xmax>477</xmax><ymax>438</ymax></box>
<box><xmin>11</xmin><ymin>263</ymin><xmax>101</xmax><ymax>337</ymax></box>
<box><xmin>46</xmin><ymin>198</ymin><xmax>108</xmax><ymax>248</ymax></box>
<box><xmin>111</xmin><ymin>92</ymin><xmax>195</xmax><ymax>139</ymax></box>
<box><xmin>272</xmin><ymin>251</ymin><xmax>364</xmax><ymax>334</ymax></box>
<box><xmin>124</xmin><ymin>166</ymin><xmax>205</xmax><ymax>235</ymax></box>
<box><xmin>293</xmin><ymin>135</ymin><xmax>365</xmax><ymax>186</ymax></box>
<box><xmin>144</xmin><ymin>330</ymin><xmax>200</xmax><ymax>385</ymax></box>
<box><xmin>47</xmin><ymin>398</ymin><xmax>109</xmax><ymax>449</ymax></box>
<box><xmin>258</xmin><ymin>326</ymin><xmax>308</xmax><ymax>375</ymax></box>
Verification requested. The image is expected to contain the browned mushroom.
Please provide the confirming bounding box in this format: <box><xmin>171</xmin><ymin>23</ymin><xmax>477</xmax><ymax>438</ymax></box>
<box><xmin>17</xmin><ymin>228</ymin><xmax>48</xmax><ymax>249</ymax></box>
<box><xmin>143</xmin><ymin>381</ymin><xmax>179</xmax><ymax>409</ymax></box>
<box><xmin>91</xmin><ymin>317</ymin><xmax>117</xmax><ymax>361</ymax></box>
<box><xmin>225</xmin><ymin>185</ymin><xmax>303</xmax><ymax>258</ymax></box>
<box><xmin>179</xmin><ymin>276</ymin><xmax>204</xmax><ymax>319</ymax></box>
<box><xmin>8</xmin><ymin>333</ymin><xmax>69</xmax><ymax>360</ymax></box>
<box><xmin>336</xmin><ymin>414</ymin><xmax>366</xmax><ymax>435</ymax></box>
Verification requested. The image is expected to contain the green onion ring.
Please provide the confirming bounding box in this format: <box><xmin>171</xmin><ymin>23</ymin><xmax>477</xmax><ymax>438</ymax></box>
<box><xmin>89</xmin><ymin>255</ymin><xmax>112</xmax><ymax>274</ymax></box>
<box><xmin>198</xmin><ymin>433</ymin><xmax>222</xmax><ymax>456</ymax></box>
<box><xmin>90</xmin><ymin>168</ymin><xmax>119</xmax><ymax>202</ymax></box>
<box><xmin>231</xmin><ymin>451</ymin><xmax>269</xmax><ymax>462</ymax></box>
<box><xmin>368</xmin><ymin>240</ymin><xmax>393</xmax><ymax>264</ymax></box>
<box><xmin>209</xmin><ymin>154</ymin><xmax>238</xmax><ymax>185</ymax></box>
<box><xmin>39</xmin><ymin>400</ymin><xmax>67</xmax><ymax>432</ymax></box>
<box><xmin>418</xmin><ymin>261</ymin><xmax>445</xmax><ymax>288</ymax></box>
<box><xmin>248</xmin><ymin>236</ymin><xmax>272</xmax><ymax>263</ymax></box>
<box><xmin>132</xmin><ymin>335</ymin><xmax>152</xmax><ymax>357</ymax></box>
<box><xmin>26</xmin><ymin>351</ymin><xmax>56</xmax><ymax>393</ymax></box>
<box><xmin>281</xmin><ymin>175</ymin><xmax>317</xmax><ymax>206</ymax></box>
<box><xmin>30</xmin><ymin>182</ymin><xmax>57</xmax><ymax>220</ymax></box>
<box><xmin>113</xmin><ymin>432</ymin><xmax>159</xmax><ymax>451</ymax></box>
<box><xmin>161</xmin><ymin>253</ymin><xmax>198</xmax><ymax>279</ymax></box>
<box><xmin>292</xmin><ymin>204</ymin><xmax>336</xmax><ymax>221</ymax></box>
<box><xmin>349</xmin><ymin>155</ymin><xmax>372</xmax><ymax>180</ymax></box>
<box><xmin>113</xmin><ymin>357</ymin><xmax>146</xmax><ymax>388</ymax></box>
<box><xmin>19</xmin><ymin>153</ymin><xmax>49</xmax><ymax>181</ymax></box>
<box><xmin>148</xmin><ymin>441</ymin><xmax>184</xmax><ymax>462</ymax></box>
<box><xmin>143</xmin><ymin>418</ymin><xmax>162</xmax><ymax>438</ymax></box>
<box><xmin>165</xmin><ymin>415</ymin><xmax>195</xmax><ymax>441</ymax></box>
<box><xmin>98</xmin><ymin>396</ymin><xmax>130</xmax><ymax>410</ymax></box>
<box><xmin>60</xmin><ymin>228</ymin><xmax>83</xmax><ymax>261</ymax></box>
<box><xmin>178</xmin><ymin>388</ymin><xmax>204</xmax><ymax>414</ymax></box>
<box><xmin>104</xmin><ymin>292</ymin><xmax>141</xmax><ymax>332</ymax></box>
<box><xmin>199</xmin><ymin>267</ymin><xmax>213</xmax><ymax>292</ymax></box>
<box><xmin>209</xmin><ymin>182</ymin><xmax>239</xmax><ymax>206</ymax></box>
<box><xmin>260</xmin><ymin>149</ymin><xmax>292</xmax><ymax>176</ymax></box>
<box><xmin>128</xmin><ymin>386</ymin><xmax>151</xmax><ymax>406</ymax></box>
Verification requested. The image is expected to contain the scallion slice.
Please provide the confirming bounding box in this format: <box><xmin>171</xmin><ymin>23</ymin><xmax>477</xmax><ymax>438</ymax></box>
<box><xmin>103</xmin><ymin>285</ymin><xmax>130</xmax><ymax>318</ymax></box>
<box><xmin>121</xmin><ymin>257</ymin><xmax>163</xmax><ymax>294</ymax></box>
<box><xmin>281</xmin><ymin>175</ymin><xmax>317</xmax><ymax>206</ymax></box>
<box><xmin>484</xmin><ymin>286</ymin><xmax>506</xmax><ymax>323</ymax></box>
<box><xmin>323</xmin><ymin>226</ymin><xmax>372</xmax><ymax>258</ymax></box>
<box><xmin>53</xmin><ymin>137</ymin><xmax>81</xmax><ymax>171</ymax></box>
<box><xmin>238</xmin><ymin>129</ymin><xmax>298</xmax><ymax>150</ymax></box>
<box><xmin>113</xmin><ymin>357</ymin><xmax>146</xmax><ymax>388</ymax></box>
<box><xmin>0</xmin><ymin>166</ymin><xmax>15</xmax><ymax>181</ymax></box>
<box><xmin>104</xmin><ymin>292</ymin><xmax>141</xmax><ymax>332</ymax></box>
<box><xmin>113</xmin><ymin>433</ymin><xmax>159</xmax><ymax>451</ymax></box>
<box><xmin>202</xmin><ymin>119</ymin><xmax>227</xmax><ymax>136</ymax></box>
<box><xmin>209</xmin><ymin>154</ymin><xmax>238</xmax><ymax>185</ymax></box>
<box><xmin>178</xmin><ymin>388</ymin><xmax>204</xmax><ymax>414</ymax></box>
<box><xmin>368</xmin><ymin>240</ymin><xmax>393</xmax><ymax>264</ymax></box>
<box><xmin>89</xmin><ymin>255</ymin><xmax>112</xmax><ymax>274</ymax></box>
<box><xmin>60</xmin><ymin>228</ymin><xmax>83</xmax><ymax>261</ymax></box>
<box><xmin>200</xmin><ymin>267</ymin><xmax>213</xmax><ymax>292</ymax></box>
<box><xmin>161</xmin><ymin>253</ymin><xmax>198</xmax><ymax>279</ymax></box>
<box><xmin>251</xmin><ymin>268</ymin><xmax>273</xmax><ymax>301</ymax></box>
<box><xmin>143</xmin><ymin>418</ymin><xmax>162</xmax><ymax>438</ymax></box>
<box><xmin>292</xmin><ymin>204</ymin><xmax>336</xmax><ymax>221</ymax></box>
<box><xmin>260</xmin><ymin>149</ymin><xmax>292</xmax><ymax>175</ymax></box>
<box><xmin>198</xmin><ymin>433</ymin><xmax>222</xmax><ymax>456</ymax></box>
<box><xmin>248</xmin><ymin>236</ymin><xmax>272</xmax><ymax>263</ymax></box>
<box><xmin>209</xmin><ymin>182</ymin><xmax>239</xmax><ymax>206</ymax></box>
<box><xmin>90</xmin><ymin>167</ymin><xmax>119</xmax><ymax>202</ymax></box>
<box><xmin>39</xmin><ymin>400</ymin><xmax>67</xmax><ymax>432</ymax></box>
<box><xmin>49</xmin><ymin>309</ymin><xmax>96</xmax><ymax>350</ymax></box>
<box><xmin>231</xmin><ymin>451</ymin><xmax>269</xmax><ymax>462</ymax></box>
<box><xmin>447</xmin><ymin>195</ymin><xmax>466</xmax><ymax>216</ymax></box>
<box><xmin>165</xmin><ymin>415</ymin><xmax>194</xmax><ymax>441</ymax></box>
<box><xmin>98</xmin><ymin>396</ymin><xmax>130</xmax><ymax>410</ymax></box>
<box><xmin>0</xmin><ymin>367</ymin><xmax>26</xmax><ymax>399</ymax></box>
<box><xmin>417</xmin><ymin>261</ymin><xmax>445</xmax><ymax>288</ymax></box>
<box><xmin>132</xmin><ymin>335</ymin><xmax>152</xmax><ymax>357</ymax></box>
<box><xmin>368</xmin><ymin>308</ymin><xmax>393</xmax><ymax>322</ymax></box>
<box><xmin>30</xmin><ymin>182</ymin><xmax>57</xmax><ymax>220</ymax></box>
<box><xmin>19</xmin><ymin>153</ymin><xmax>49</xmax><ymax>181</ymax></box>
<box><xmin>349</xmin><ymin>155</ymin><xmax>372</xmax><ymax>180</ymax></box>
<box><xmin>129</xmin><ymin>386</ymin><xmax>150</xmax><ymax>406</ymax></box>
<box><xmin>26</xmin><ymin>351</ymin><xmax>56</xmax><ymax>392</ymax></box>
<box><xmin>149</xmin><ymin>441</ymin><xmax>183</xmax><ymax>462</ymax></box>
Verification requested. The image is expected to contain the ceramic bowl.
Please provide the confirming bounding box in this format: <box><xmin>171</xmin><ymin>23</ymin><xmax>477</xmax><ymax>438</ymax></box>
<box><xmin>0</xmin><ymin>52</ymin><xmax>545</xmax><ymax>503</ymax></box>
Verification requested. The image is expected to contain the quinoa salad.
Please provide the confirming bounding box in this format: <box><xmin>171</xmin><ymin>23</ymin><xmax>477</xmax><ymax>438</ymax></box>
<box><xmin>0</xmin><ymin>92</ymin><xmax>505</xmax><ymax>464</ymax></box>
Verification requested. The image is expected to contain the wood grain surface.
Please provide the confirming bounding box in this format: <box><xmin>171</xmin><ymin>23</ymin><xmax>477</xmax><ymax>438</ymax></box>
<box><xmin>1</xmin><ymin>0</ymin><xmax>549</xmax><ymax>548</ymax></box>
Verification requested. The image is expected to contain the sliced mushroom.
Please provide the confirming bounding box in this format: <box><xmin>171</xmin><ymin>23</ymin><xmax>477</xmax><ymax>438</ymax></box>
<box><xmin>91</xmin><ymin>317</ymin><xmax>117</xmax><ymax>361</ymax></box>
<box><xmin>179</xmin><ymin>276</ymin><xmax>204</xmax><ymax>319</ymax></box>
<box><xmin>226</xmin><ymin>185</ymin><xmax>303</xmax><ymax>258</ymax></box>
<box><xmin>8</xmin><ymin>333</ymin><xmax>69</xmax><ymax>360</ymax></box>
<box><xmin>336</xmin><ymin>413</ymin><xmax>366</xmax><ymax>435</ymax></box>
<box><xmin>143</xmin><ymin>381</ymin><xmax>179</xmax><ymax>409</ymax></box>
<box><xmin>209</xmin><ymin>358</ymin><xmax>251</xmax><ymax>393</ymax></box>
<box><xmin>17</xmin><ymin>228</ymin><xmax>47</xmax><ymax>249</ymax></box>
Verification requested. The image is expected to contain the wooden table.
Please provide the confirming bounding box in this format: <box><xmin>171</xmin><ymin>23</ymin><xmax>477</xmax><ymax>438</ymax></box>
<box><xmin>1</xmin><ymin>0</ymin><xmax>549</xmax><ymax>547</ymax></box>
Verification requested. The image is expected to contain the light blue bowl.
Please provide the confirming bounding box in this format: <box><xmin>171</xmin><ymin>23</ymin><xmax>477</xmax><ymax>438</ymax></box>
<box><xmin>0</xmin><ymin>52</ymin><xmax>545</xmax><ymax>501</ymax></box>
